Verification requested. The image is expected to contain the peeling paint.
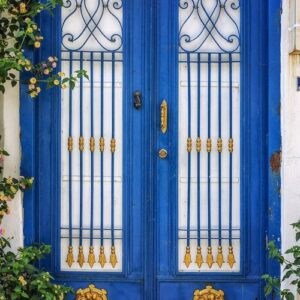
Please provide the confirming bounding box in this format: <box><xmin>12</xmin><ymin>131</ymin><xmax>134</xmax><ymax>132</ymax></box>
<box><xmin>270</xmin><ymin>150</ymin><xmax>281</xmax><ymax>173</ymax></box>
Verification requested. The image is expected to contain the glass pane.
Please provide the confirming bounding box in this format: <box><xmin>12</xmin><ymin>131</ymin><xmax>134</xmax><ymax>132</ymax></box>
<box><xmin>60</xmin><ymin>0</ymin><xmax>123</xmax><ymax>272</ymax></box>
<box><xmin>178</xmin><ymin>0</ymin><xmax>241</xmax><ymax>272</ymax></box>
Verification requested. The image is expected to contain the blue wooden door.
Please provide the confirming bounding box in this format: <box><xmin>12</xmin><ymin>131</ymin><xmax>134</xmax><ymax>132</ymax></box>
<box><xmin>21</xmin><ymin>0</ymin><xmax>280</xmax><ymax>299</ymax></box>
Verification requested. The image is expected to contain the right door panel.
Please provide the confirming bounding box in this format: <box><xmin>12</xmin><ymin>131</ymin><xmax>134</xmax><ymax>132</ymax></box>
<box><xmin>156</xmin><ymin>0</ymin><xmax>269</xmax><ymax>299</ymax></box>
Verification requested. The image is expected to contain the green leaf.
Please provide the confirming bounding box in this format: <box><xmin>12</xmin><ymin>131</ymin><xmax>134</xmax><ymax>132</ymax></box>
<box><xmin>15</xmin><ymin>31</ymin><xmax>25</xmax><ymax>38</ymax></box>
<box><xmin>284</xmin><ymin>292</ymin><xmax>294</xmax><ymax>300</ymax></box>
<box><xmin>282</xmin><ymin>270</ymin><xmax>294</xmax><ymax>281</ymax></box>
<box><xmin>0</xmin><ymin>85</ymin><xmax>5</xmax><ymax>94</ymax></box>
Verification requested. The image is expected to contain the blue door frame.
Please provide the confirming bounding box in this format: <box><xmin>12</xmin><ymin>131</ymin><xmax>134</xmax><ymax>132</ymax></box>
<box><xmin>20</xmin><ymin>0</ymin><xmax>281</xmax><ymax>299</ymax></box>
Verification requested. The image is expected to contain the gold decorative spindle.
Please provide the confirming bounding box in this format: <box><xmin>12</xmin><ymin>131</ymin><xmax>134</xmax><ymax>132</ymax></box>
<box><xmin>68</xmin><ymin>137</ymin><xmax>73</xmax><ymax>152</ymax></box>
<box><xmin>66</xmin><ymin>245</ymin><xmax>74</xmax><ymax>268</ymax></box>
<box><xmin>79</xmin><ymin>136</ymin><xmax>84</xmax><ymax>152</ymax></box>
<box><xmin>78</xmin><ymin>245</ymin><xmax>85</xmax><ymax>268</ymax></box>
<box><xmin>187</xmin><ymin>138</ymin><xmax>192</xmax><ymax>152</ymax></box>
<box><xmin>196</xmin><ymin>137</ymin><xmax>201</xmax><ymax>152</ymax></box>
<box><xmin>228</xmin><ymin>246</ymin><xmax>235</xmax><ymax>268</ymax></box>
<box><xmin>195</xmin><ymin>246</ymin><xmax>203</xmax><ymax>268</ymax></box>
<box><xmin>228</xmin><ymin>138</ymin><xmax>234</xmax><ymax>153</ymax></box>
<box><xmin>90</xmin><ymin>137</ymin><xmax>95</xmax><ymax>152</ymax></box>
<box><xmin>193</xmin><ymin>286</ymin><xmax>225</xmax><ymax>300</ymax></box>
<box><xmin>184</xmin><ymin>246</ymin><xmax>192</xmax><ymax>268</ymax></box>
<box><xmin>206</xmin><ymin>246</ymin><xmax>214</xmax><ymax>268</ymax></box>
<box><xmin>76</xmin><ymin>285</ymin><xmax>108</xmax><ymax>300</ymax></box>
<box><xmin>110</xmin><ymin>138</ymin><xmax>116</xmax><ymax>153</ymax></box>
<box><xmin>216</xmin><ymin>246</ymin><xmax>224</xmax><ymax>268</ymax></box>
<box><xmin>88</xmin><ymin>246</ymin><xmax>95</xmax><ymax>268</ymax></box>
<box><xmin>110</xmin><ymin>246</ymin><xmax>117</xmax><ymax>268</ymax></box>
<box><xmin>207</xmin><ymin>138</ymin><xmax>212</xmax><ymax>153</ymax></box>
<box><xmin>99</xmin><ymin>137</ymin><xmax>105</xmax><ymax>152</ymax></box>
<box><xmin>217</xmin><ymin>138</ymin><xmax>222</xmax><ymax>153</ymax></box>
<box><xmin>99</xmin><ymin>246</ymin><xmax>106</xmax><ymax>268</ymax></box>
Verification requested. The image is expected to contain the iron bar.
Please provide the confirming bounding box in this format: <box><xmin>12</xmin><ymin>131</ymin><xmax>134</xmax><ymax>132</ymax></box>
<box><xmin>78</xmin><ymin>51</ymin><xmax>85</xmax><ymax>267</ymax></box>
<box><xmin>110</xmin><ymin>52</ymin><xmax>117</xmax><ymax>268</ymax></box>
<box><xmin>99</xmin><ymin>51</ymin><xmax>106</xmax><ymax>268</ymax></box>
<box><xmin>184</xmin><ymin>52</ymin><xmax>192</xmax><ymax>268</ymax></box>
<box><xmin>88</xmin><ymin>52</ymin><xmax>95</xmax><ymax>267</ymax></box>
<box><xmin>66</xmin><ymin>52</ymin><xmax>74</xmax><ymax>268</ymax></box>
<box><xmin>206</xmin><ymin>53</ymin><xmax>213</xmax><ymax>268</ymax></box>
<box><xmin>228</xmin><ymin>53</ymin><xmax>235</xmax><ymax>268</ymax></box>
<box><xmin>217</xmin><ymin>53</ymin><xmax>224</xmax><ymax>267</ymax></box>
<box><xmin>197</xmin><ymin>53</ymin><xmax>201</xmax><ymax>248</ymax></box>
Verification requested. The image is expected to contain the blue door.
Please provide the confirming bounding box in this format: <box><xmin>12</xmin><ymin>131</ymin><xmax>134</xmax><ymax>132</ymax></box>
<box><xmin>21</xmin><ymin>0</ymin><xmax>280</xmax><ymax>299</ymax></box>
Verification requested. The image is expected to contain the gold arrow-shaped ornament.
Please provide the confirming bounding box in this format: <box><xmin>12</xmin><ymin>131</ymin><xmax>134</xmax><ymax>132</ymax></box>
<box><xmin>99</xmin><ymin>246</ymin><xmax>107</xmax><ymax>268</ymax></box>
<box><xmin>184</xmin><ymin>246</ymin><xmax>192</xmax><ymax>268</ymax></box>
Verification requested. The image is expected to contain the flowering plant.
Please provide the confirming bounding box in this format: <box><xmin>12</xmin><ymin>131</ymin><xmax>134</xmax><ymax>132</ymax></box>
<box><xmin>0</xmin><ymin>149</ymin><xmax>73</xmax><ymax>299</ymax></box>
<box><xmin>0</xmin><ymin>239</ymin><xmax>72</xmax><ymax>300</ymax></box>
<box><xmin>0</xmin><ymin>1</ymin><xmax>80</xmax><ymax>298</ymax></box>
<box><xmin>0</xmin><ymin>0</ymin><xmax>88</xmax><ymax>97</ymax></box>
<box><xmin>0</xmin><ymin>176</ymin><xmax>33</xmax><ymax>223</ymax></box>
<box><xmin>263</xmin><ymin>220</ymin><xmax>300</xmax><ymax>300</ymax></box>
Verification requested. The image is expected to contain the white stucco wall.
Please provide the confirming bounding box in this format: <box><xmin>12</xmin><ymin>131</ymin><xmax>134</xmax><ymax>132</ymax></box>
<box><xmin>0</xmin><ymin>81</ymin><xmax>23</xmax><ymax>251</ymax></box>
<box><xmin>281</xmin><ymin>0</ymin><xmax>300</xmax><ymax>296</ymax></box>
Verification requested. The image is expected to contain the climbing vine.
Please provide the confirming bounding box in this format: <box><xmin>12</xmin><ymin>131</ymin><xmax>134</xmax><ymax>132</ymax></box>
<box><xmin>0</xmin><ymin>1</ymin><xmax>82</xmax><ymax>298</ymax></box>
<box><xmin>0</xmin><ymin>0</ymin><xmax>87</xmax><ymax>96</ymax></box>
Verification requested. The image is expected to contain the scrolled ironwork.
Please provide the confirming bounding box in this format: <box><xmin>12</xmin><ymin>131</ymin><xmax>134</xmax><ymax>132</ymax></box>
<box><xmin>62</xmin><ymin>0</ymin><xmax>123</xmax><ymax>51</ymax></box>
<box><xmin>179</xmin><ymin>0</ymin><xmax>240</xmax><ymax>53</ymax></box>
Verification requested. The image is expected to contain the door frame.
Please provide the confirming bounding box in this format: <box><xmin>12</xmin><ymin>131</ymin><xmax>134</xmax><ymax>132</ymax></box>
<box><xmin>20</xmin><ymin>0</ymin><xmax>281</xmax><ymax>298</ymax></box>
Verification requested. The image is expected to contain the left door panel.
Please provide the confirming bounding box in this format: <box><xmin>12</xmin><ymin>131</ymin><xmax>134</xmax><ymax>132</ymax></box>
<box><xmin>24</xmin><ymin>0</ymin><xmax>149</xmax><ymax>299</ymax></box>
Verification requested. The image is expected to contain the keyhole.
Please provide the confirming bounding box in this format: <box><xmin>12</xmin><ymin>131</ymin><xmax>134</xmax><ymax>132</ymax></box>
<box><xmin>133</xmin><ymin>91</ymin><xmax>142</xmax><ymax>109</ymax></box>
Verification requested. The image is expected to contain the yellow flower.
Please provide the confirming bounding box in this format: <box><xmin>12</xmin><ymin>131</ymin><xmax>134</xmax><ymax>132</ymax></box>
<box><xmin>19</xmin><ymin>3</ymin><xmax>27</xmax><ymax>14</ymax></box>
<box><xmin>26</xmin><ymin>28</ymin><xmax>33</xmax><ymax>33</ymax></box>
<box><xmin>32</xmin><ymin>24</ymin><xmax>38</xmax><ymax>30</ymax></box>
<box><xmin>53</xmin><ymin>80</ymin><xmax>60</xmax><ymax>86</ymax></box>
<box><xmin>30</xmin><ymin>92</ymin><xmax>37</xmax><ymax>98</ymax></box>
<box><xmin>0</xmin><ymin>211</ymin><xmax>5</xmax><ymax>216</ymax></box>
<box><xmin>34</xmin><ymin>41</ymin><xmax>41</xmax><ymax>48</ymax></box>
<box><xmin>29</xmin><ymin>178</ymin><xmax>34</xmax><ymax>184</ymax></box>
<box><xmin>30</xmin><ymin>77</ymin><xmax>37</xmax><ymax>84</ymax></box>
<box><xmin>18</xmin><ymin>276</ymin><xmax>27</xmax><ymax>286</ymax></box>
<box><xmin>10</xmin><ymin>186</ymin><xmax>17</xmax><ymax>194</ymax></box>
<box><xmin>36</xmin><ymin>87</ymin><xmax>41</xmax><ymax>93</ymax></box>
<box><xmin>25</xmin><ymin>66</ymin><xmax>31</xmax><ymax>71</ymax></box>
<box><xmin>28</xmin><ymin>84</ymin><xmax>35</xmax><ymax>91</ymax></box>
<box><xmin>58</xmin><ymin>72</ymin><xmax>65</xmax><ymax>77</ymax></box>
<box><xmin>6</xmin><ymin>177</ymin><xmax>13</xmax><ymax>184</ymax></box>
<box><xmin>61</xmin><ymin>84</ymin><xmax>68</xmax><ymax>89</ymax></box>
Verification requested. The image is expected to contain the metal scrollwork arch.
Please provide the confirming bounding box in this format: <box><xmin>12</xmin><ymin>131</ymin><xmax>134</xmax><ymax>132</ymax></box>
<box><xmin>62</xmin><ymin>0</ymin><xmax>123</xmax><ymax>52</ymax></box>
<box><xmin>179</xmin><ymin>0</ymin><xmax>240</xmax><ymax>53</ymax></box>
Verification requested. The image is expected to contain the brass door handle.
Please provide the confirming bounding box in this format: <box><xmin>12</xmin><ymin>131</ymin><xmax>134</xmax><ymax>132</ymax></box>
<box><xmin>160</xmin><ymin>100</ymin><xmax>168</xmax><ymax>133</ymax></box>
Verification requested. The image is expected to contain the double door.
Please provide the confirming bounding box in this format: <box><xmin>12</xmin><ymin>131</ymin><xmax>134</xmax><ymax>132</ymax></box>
<box><xmin>25</xmin><ymin>0</ymin><xmax>277</xmax><ymax>299</ymax></box>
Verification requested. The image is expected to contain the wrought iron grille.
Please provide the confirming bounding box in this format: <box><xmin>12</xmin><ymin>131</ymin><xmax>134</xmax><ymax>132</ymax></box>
<box><xmin>60</xmin><ymin>0</ymin><xmax>123</xmax><ymax>272</ymax></box>
<box><xmin>178</xmin><ymin>0</ymin><xmax>241</xmax><ymax>272</ymax></box>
